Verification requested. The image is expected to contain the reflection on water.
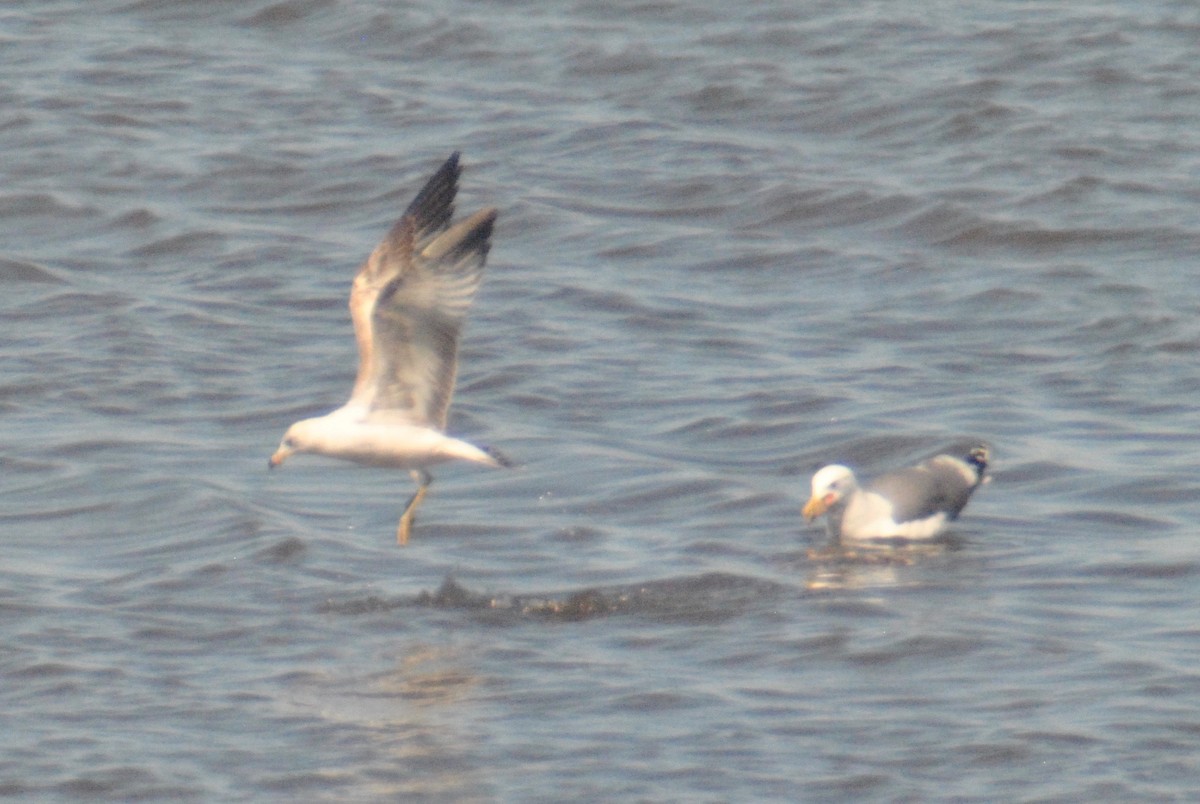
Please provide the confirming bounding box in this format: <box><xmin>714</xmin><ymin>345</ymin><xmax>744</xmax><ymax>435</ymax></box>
<box><xmin>279</xmin><ymin>645</ymin><xmax>490</xmax><ymax>799</ymax></box>
<box><xmin>803</xmin><ymin>539</ymin><xmax>961</xmax><ymax>591</ymax></box>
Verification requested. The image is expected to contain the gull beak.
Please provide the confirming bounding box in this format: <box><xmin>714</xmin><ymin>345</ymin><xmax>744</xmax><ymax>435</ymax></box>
<box><xmin>268</xmin><ymin>448</ymin><xmax>288</xmax><ymax>469</ymax></box>
<box><xmin>802</xmin><ymin>495</ymin><xmax>828</xmax><ymax>521</ymax></box>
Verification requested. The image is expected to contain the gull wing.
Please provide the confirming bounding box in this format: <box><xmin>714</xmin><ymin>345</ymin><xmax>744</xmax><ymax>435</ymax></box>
<box><xmin>869</xmin><ymin>455</ymin><xmax>979</xmax><ymax>524</ymax></box>
<box><xmin>346</xmin><ymin>153</ymin><xmax>497</xmax><ymax>428</ymax></box>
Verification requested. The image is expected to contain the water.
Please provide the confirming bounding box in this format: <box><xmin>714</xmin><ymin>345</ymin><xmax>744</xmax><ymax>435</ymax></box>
<box><xmin>3</xmin><ymin>0</ymin><xmax>1200</xmax><ymax>799</ymax></box>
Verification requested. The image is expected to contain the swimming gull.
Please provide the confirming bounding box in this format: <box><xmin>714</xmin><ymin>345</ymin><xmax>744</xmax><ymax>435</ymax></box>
<box><xmin>269</xmin><ymin>152</ymin><xmax>508</xmax><ymax>545</ymax></box>
<box><xmin>802</xmin><ymin>444</ymin><xmax>989</xmax><ymax>542</ymax></box>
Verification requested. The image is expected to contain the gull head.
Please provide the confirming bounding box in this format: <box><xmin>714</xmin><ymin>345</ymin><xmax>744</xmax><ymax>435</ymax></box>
<box><xmin>802</xmin><ymin>464</ymin><xmax>858</xmax><ymax>520</ymax></box>
<box><xmin>269</xmin><ymin>418</ymin><xmax>320</xmax><ymax>469</ymax></box>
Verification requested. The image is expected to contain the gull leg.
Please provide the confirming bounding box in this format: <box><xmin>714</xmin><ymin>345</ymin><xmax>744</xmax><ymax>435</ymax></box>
<box><xmin>396</xmin><ymin>469</ymin><xmax>432</xmax><ymax>546</ymax></box>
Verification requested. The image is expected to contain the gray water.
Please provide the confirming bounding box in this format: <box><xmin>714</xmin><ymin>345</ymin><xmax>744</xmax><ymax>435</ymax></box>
<box><xmin>4</xmin><ymin>0</ymin><xmax>1200</xmax><ymax>800</ymax></box>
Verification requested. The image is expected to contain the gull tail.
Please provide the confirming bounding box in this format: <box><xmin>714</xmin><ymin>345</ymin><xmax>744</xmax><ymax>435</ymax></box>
<box><xmin>964</xmin><ymin>443</ymin><xmax>990</xmax><ymax>486</ymax></box>
<box><xmin>482</xmin><ymin>445</ymin><xmax>515</xmax><ymax>469</ymax></box>
<box><xmin>438</xmin><ymin>436</ymin><xmax>513</xmax><ymax>469</ymax></box>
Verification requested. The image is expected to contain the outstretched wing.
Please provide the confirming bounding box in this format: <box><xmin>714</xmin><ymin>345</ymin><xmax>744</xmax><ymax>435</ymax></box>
<box><xmin>346</xmin><ymin>153</ymin><xmax>497</xmax><ymax>428</ymax></box>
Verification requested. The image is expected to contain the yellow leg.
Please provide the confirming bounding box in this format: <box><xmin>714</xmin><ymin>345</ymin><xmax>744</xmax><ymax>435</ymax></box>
<box><xmin>396</xmin><ymin>470</ymin><xmax>431</xmax><ymax>546</ymax></box>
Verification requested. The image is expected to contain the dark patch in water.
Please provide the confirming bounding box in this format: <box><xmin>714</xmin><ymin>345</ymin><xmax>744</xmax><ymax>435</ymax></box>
<box><xmin>321</xmin><ymin>573</ymin><xmax>789</xmax><ymax>624</ymax></box>
<box><xmin>1083</xmin><ymin>562</ymin><xmax>1199</xmax><ymax>581</ymax></box>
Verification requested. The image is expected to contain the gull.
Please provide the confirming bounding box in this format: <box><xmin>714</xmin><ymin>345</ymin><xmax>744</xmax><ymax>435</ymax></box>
<box><xmin>802</xmin><ymin>444</ymin><xmax>989</xmax><ymax>542</ymax></box>
<box><xmin>269</xmin><ymin>152</ymin><xmax>508</xmax><ymax>545</ymax></box>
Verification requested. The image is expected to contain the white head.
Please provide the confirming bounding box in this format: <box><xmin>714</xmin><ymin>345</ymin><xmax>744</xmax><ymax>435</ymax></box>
<box><xmin>268</xmin><ymin>418</ymin><xmax>322</xmax><ymax>468</ymax></box>
<box><xmin>802</xmin><ymin>464</ymin><xmax>859</xmax><ymax>521</ymax></box>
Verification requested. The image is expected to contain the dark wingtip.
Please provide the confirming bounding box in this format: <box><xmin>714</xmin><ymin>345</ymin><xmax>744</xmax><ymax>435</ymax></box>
<box><xmin>400</xmin><ymin>152</ymin><xmax>463</xmax><ymax>231</ymax></box>
<box><xmin>445</xmin><ymin>206</ymin><xmax>498</xmax><ymax>262</ymax></box>
<box><xmin>965</xmin><ymin>443</ymin><xmax>990</xmax><ymax>479</ymax></box>
<box><xmin>437</xmin><ymin>151</ymin><xmax>461</xmax><ymax>175</ymax></box>
<box><xmin>438</xmin><ymin>152</ymin><xmax>462</xmax><ymax>183</ymax></box>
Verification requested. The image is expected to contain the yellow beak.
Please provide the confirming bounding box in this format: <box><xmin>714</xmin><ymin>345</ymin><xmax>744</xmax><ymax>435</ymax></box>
<box><xmin>802</xmin><ymin>495</ymin><xmax>828</xmax><ymax>521</ymax></box>
<box><xmin>268</xmin><ymin>448</ymin><xmax>288</xmax><ymax>469</ymax></box>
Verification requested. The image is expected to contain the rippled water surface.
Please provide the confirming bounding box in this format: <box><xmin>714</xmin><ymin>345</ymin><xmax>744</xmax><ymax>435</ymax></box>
<box><xmin>4</xmin><ymin>0</ymin><xmax>1200</xmax><ymax>799</ymax></box>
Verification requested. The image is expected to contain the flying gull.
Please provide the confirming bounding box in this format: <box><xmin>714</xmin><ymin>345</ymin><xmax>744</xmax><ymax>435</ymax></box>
<box><xmin>269</xmin><ymin>152</ymin><xmax>508</xmax><ymax>545</ymax></box>
<box><xmin>802</xmin><ymin>444</ymin><xmax>989</xmax><ymax>542</ymax></box>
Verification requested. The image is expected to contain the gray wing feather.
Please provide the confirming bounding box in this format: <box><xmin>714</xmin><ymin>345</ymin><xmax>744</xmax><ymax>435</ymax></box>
<box><xmin>869</xmin><ymin>456</ymin><xmax>979</xmax><ymax>524</ymax></box>
<box><xmin>350</xmin><ymin>153</ymin><xmax>498</xmax><ymax>428</ymax></box>
<box><xmin>367</xmin><ymin>206</ymin><xmax>497</xmax><ymax>427</ymax></box>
